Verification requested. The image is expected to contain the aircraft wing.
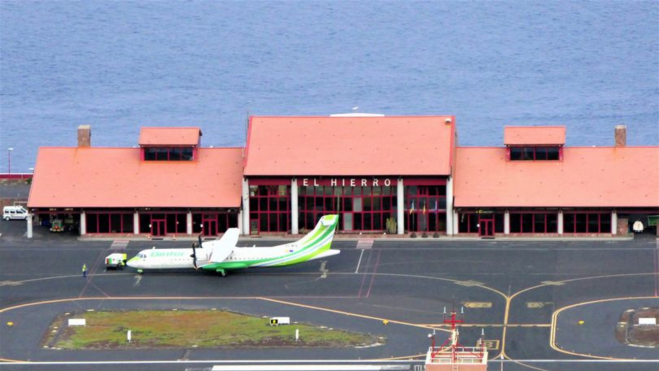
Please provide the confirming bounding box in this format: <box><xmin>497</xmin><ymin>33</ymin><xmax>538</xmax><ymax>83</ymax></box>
<box><xmin>205</xmin><ymin>228</ymin><xmax>240</xmax><ymax>263</ymax></box>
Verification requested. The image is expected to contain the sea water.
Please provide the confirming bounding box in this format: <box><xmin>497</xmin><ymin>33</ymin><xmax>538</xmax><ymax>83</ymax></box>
<box><xmin>1</xmin><ymin>0</ymin><xmax>657</xmax><ymax>171</ymax></box>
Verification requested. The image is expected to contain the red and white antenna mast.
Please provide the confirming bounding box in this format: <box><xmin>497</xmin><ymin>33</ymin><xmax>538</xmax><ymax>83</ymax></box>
<box><xmin>425</xmin><ymin>302</ymin><xmax>488</xmax><ymax>370</ymax></box>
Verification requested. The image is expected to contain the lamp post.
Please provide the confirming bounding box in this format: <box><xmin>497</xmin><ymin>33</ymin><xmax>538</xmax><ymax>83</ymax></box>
<box><xmin>7</xmin><ymin>148</ymin><xmax>14</xmax><ymax>174</ymax></box>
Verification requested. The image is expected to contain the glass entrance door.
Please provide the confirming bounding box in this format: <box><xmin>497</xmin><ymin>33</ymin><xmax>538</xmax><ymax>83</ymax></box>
<box><xmin>151</xmin><ymin>219</ymin><xmax>166</xmax><ymax>236</ymax></box>
<box><xmin>202</xmin><ymin>217</ymin><xmax>217</xmax><ymax>236</ymax></box>
<box><xmin>479</xmin><ymin>219</ymin><xmax>494</xmax><ymax>237</ymax></box>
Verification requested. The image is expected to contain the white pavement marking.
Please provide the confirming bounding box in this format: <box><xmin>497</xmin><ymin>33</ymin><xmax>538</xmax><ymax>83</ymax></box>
<box><xmin>319</xmin><ymin>261</ymin><xmax>328</xmax><ymax>279</ymax></box>
<box><xmin>212</xmin><ymin>366</ymin><xmax>407</xmax><ymax>370</ymax></box>
<box><xmin>110</xmin><ymin>239</ymin><xmax>130</xmax><ymax>250</ymax></box>
<box><xmin>355</xmin><ymin>249</ymin><xmax>365</xmax><ymax>274</ymax></box>
<box><xmin>3</xmin><ymin>359</ymin><xmax>659</xmax><ymax>366</ymax></box>
<box><xmin>356</xmin><ymin>239</ymin><xmax>374</xmax><ymax>249</ymax></box>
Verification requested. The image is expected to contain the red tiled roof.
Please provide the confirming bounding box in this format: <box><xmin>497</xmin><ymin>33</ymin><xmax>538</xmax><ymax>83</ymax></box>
<box><xmin>454</xmin><ymin>147</ymin><xmax>659</xmax><ymax>208</ymax></box>
<box><xmin>504</xmin><ymin>126</ymin><xmax>566</xmax><ymax>146</ymax></box>
<box><xmin>28</xmin><ymin>147</ymin><xmax>242</xmax><ymax>208</ymax></box>
<box><xmin>138</xmin><ymin>127</ymin><xmax>202</xmax><ymax>146</ymax></box>
<box><xmin>244</xmin><ymin>116</ymin><xmax>455</xmax><ymax>176</ymax></box>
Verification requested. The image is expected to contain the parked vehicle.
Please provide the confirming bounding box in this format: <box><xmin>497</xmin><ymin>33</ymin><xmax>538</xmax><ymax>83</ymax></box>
<box><xmin>50</xmin><ymin>219</ymin><xmax>65</xmax><ymax>233</ymax></box>
<box><xmin>105</xmin><ymin>253</ymin><xmax>127</xmax><ymax>269</ymax></box>
<box><xmin>3</xmin><ymin>206</ymin><xmax>29</xmax><ymax>221</ymax></box>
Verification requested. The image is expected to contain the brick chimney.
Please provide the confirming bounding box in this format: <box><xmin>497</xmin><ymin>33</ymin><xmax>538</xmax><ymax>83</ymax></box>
<box><xmin>77</xmin><ymin>125</ymin><xmax>91</xmax><ymax>147</ymax></box>
<box><xmin>614</xmin><ymin>125</ymin><xmax>626</xmax><ymax>147</ymax></box>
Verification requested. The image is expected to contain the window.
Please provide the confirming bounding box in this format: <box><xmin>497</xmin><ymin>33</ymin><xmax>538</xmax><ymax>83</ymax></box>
<box><xmin>406</xmin><ymin>186</ymin><xmax>447</xmax><ymax>232</ymax></box>
<box><xmin>250</xmin><ymin>185</ymin><xmax>291</xmax><ymax>233</ymax></box>
<box><xmin>458</xmin><ymin>213</ymin><xmax>504</xmax><ymax>234</ymax></box>
<box><xmin>563</xmin><ymin>212</ymin><xmax>611</xmax><ymax>234</ymax></box>
<box><xmin>144</xmin><ymin>147</ymin><xmax>194</xmax><ymax>161</ymax></box>
<box><xmin>299</xmin><ymin>184</ymin><xmax>397</xmax><ymax>233</ymax></box>
<box><xmin>86</xmin><ymin>212</ymin><xmax>134</xmax><ymax>234</ymax></box>
<box><xmin>509</xmin><ymin>147</ymin><xmax>561</xmax><ymax>161</ymax></box>
<box><xmin>510</xmin><ymin>213</ymin><xmax>559</xmax><ymax>234</ymax></box>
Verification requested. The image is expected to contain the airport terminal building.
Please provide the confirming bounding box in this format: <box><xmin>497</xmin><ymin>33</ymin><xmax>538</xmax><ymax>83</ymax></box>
<box><xmin>27</xmin><ymin>116</ymin><xmax>659</xmax><ymax>238</ymax></box>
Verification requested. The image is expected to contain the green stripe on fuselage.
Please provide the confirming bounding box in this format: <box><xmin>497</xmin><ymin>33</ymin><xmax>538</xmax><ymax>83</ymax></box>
<box><xmin>201</xmin><ymin>220</ymin><xmax>336</xmax><ymax>272</ymax></box>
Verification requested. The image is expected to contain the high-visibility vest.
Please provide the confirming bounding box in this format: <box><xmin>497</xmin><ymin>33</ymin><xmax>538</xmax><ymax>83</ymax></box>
<box><xmin>82</xmin><ymin>265</ymin><xmax>87</xmax><ymax>272</ymax></box>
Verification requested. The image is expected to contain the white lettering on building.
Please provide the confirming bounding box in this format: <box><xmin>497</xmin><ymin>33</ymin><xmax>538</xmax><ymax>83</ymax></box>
<box><xmin>299</xmin><ymin>178</ymin><xmax>393</xmax><ymax>187</ymax></box>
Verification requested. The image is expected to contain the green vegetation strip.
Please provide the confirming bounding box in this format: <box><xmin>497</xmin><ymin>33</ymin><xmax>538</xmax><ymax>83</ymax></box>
<box><xmin>46</xmin><ymin>310</ymin><xmax>383</xmax><ymax>349</ymax></box>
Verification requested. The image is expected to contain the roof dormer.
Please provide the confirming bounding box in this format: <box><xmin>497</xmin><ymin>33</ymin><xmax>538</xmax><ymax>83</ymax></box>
<box><xmin>138</xmin><ymin>127</ymin><xmax>202</xmax><ymax>161</ymax></box>
<box><xmin>504</xmin><ymin>126</ymin><xmax>565</xmax><ymax>161</ymax></box>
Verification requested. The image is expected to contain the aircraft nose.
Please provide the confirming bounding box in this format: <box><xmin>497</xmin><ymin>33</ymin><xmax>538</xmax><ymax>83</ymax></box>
<box><xmin>127</xmin><ymin>257</ymin><xmax>140</xmax><ymax>268</ymax></box>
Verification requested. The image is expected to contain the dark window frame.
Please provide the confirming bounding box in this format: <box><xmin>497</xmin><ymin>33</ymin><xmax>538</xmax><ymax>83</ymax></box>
<box><xmin>143</xmin><ymin>147</ymin><xmax>195</xmax><ymax>161</ymax></box>
<box><xmin>508</xmin><ymin>146</ymin><xmax>562</xmax><ymax>161</ymax></box>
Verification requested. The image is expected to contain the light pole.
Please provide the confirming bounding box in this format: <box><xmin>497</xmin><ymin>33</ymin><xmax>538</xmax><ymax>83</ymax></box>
<box><xmin>7</xmin><ymin>148</ymin><xmax>13</xmax><ymax>174</ymax></box>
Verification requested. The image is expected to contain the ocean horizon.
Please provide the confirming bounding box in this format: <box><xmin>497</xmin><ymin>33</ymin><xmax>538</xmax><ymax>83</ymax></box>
<box><xmin>1</xmin><ymin>0</ymin><xmax>657</xmax><ymax>172</ymax></box>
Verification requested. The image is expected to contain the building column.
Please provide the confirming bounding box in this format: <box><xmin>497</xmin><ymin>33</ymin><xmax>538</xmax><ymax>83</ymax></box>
<box><xmin>453</xmin><ymin>210</ymin><xmax>459</xmax><ymax>234</ymax></box>
<box><xmin>27</xmin><ymin>213</ymin><xmax>33</xmax><ymax>239</ymax></box>
<box><xmin>133</xmin><ymin>211</ymin><xmax>139</xmax><ymax>235</ymax></box>
<box><xmin>291</xmin><ymin>178</ymin><xmax>299</xmax><ymax>234</ymax></box>
<box><xmin>446</xmin><ymin>176</ymin><xmax>454</xmax><ymax>235</ymax></box>
<box><xmin>186</xmin><ymin>211</ymin><xmax>192</xmax><ymax>235</ymax></box>
<box><xmin>237</xmin><ymin>210</ymin><xmax>243</xmax><ymax>234</ymax></box>
<box><xmin>397</xmin><ymin>178</ymin><xmax>405</xmax><ymax>234</ymax></box>
<box><xmin>557</xmin><ymin>210</ymin><xmax>564</xmax><ymax>235</ymax></box>
<box><xmin>242</xmin><ymin>178</ymin><xmax>250</xmax><ymax>235</ymax></box>
<box><xmin>504</xmin><ymin>210</ymin><xmax>510</xmax><ymax>235</ymax></box>
<box><xmin>80</xmin><ymin>211</ymin><xmax>87</xmax><ymax>235</ymax></box>
<box><xmin>611</xmin><ymin>210</ymin><xmax>617</xmax><ymax>235</ymax></box>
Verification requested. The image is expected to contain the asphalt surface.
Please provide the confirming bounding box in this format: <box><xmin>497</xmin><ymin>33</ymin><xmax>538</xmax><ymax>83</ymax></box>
<box><xmin>1</xmin><ymin>218</ymin><xmax>658</xmax><ymax>371</ymax></box>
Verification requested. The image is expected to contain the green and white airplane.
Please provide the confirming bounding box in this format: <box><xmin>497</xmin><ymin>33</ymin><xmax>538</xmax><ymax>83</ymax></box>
<box><xmin>127</xmin><ymin>214</ymin><xmax>339</xmax><ymax>276</ymax></box>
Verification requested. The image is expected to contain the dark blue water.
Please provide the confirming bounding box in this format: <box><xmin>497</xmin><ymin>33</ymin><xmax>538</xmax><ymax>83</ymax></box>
<box><xmin>1</xmin><ymin>0</ymin><xmax>658</xmax><ymax>173</ymax></box>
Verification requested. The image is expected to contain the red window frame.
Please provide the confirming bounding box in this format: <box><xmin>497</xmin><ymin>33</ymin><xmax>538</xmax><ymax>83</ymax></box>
<box><xmin>458</xmin><ymin>212</ymin><xmax>504</xmax><ymax>234</ymax></box>
<box><xmin>563</xmin><ymin>212</ymin><xmax>611</xmax><ymax>234</ymax></box>
<box><xmin>192</xmin><ymin>211</ymin><xmax>238</xmax><ymax>235</ymax></box>
<box><xmin>85</xmin><ymin>211</ymin><xmax>134</xmax><ymax>234</ymax></box>
<box><xmin>509</xmin><ymin>212</ymin><xmax>558</xmax><ymax>234</ymax></box>
<box><xmin>298</xmin><ymin>185</ymin><xmax>397</xmax><ymax>233</ymax></box>
<box><xmin>405</xmin><ymin>186</ymin><xmax>447</xmax><ymax>232</ymax></box>
<box><xmin>249</xmin><ymin>185</ymin><xmax>291</xmax><ymax>233</ymax></box>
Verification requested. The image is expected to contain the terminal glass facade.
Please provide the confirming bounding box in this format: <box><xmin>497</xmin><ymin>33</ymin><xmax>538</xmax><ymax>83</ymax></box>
<box><xmin>563</xmin><ymin>212</ymin><xmax>611</xmax><ymax>234</ymax></box>
<box><xmin>249</xmin><ymin>185</ymin><xmax>291</xmax><ymax>233</ymax></box>
<box><xmin>509</xmin><ymin>212</ymin><xmax>559</xmax><ymax>234</ymax></box>
<box><xmin>86</xmin><ymin>211</ymin><xmax>134</xmax><ymax>234</ymax></box>
<box><xmin>458</xmin><ymin>212</ymin><xmax>505</xmax><ymax>235</ymax></box>
<box><xmin>405</xmin><ymin>185</ymin><xmax>447</xmax><ymax>233</ymax></box>
<box><xmin>298</xmin><ymin>184</ymin><xmax>398</xmax><ymax>232</ymax></box>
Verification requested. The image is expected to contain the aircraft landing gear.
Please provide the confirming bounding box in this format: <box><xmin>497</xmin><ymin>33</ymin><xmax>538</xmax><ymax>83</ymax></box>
<box><xmin>216</xmin><ymin>268</ymin><xmax>226</xmax><ymax>277</ymax></box>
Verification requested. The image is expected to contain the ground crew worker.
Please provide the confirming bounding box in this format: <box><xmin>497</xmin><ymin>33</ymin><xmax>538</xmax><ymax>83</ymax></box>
<box><xmin>82</xmin><ymin>263</ymin><xmax>87</xmax><ymax>278</ymax></box>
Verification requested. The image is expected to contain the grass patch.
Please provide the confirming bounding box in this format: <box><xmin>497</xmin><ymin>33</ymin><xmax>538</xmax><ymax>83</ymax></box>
<box><xmin>46</xmin><ymin>310</ymin><xmax>384</xmax><ymax>349</ymax></box>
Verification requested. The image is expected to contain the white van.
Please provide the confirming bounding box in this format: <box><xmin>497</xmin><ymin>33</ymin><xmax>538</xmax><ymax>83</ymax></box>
<box><xmin>3</xmin><ymin>206</ymin><xmax>29</xmax><ymax>221</ymax></box>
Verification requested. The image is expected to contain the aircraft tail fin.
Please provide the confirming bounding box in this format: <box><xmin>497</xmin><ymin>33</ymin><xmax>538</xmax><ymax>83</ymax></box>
<box><xmin>297</xmin><ymin>214</ymin><xmax>338</xmax><ymax>253</ymax></box>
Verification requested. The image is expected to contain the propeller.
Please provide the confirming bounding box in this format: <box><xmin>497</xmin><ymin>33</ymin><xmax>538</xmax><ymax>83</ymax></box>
<box><xmin>190</xmin><ymin>235</ymin><xmax>202</xmax><ymax>270</ymax></box>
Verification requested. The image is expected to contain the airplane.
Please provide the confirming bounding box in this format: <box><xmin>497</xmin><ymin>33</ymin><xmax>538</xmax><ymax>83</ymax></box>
<box><xmin>127</xmin><ymin>214</ymin><xmax>339</xmax><ymax>276</ymax></box>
